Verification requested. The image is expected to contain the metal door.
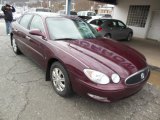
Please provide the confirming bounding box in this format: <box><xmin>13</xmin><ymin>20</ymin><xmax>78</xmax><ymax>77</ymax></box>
<box><xmin>148</xmin><ymin>11</ymin><xmax>160</xmax><ymax>41</ymax></box>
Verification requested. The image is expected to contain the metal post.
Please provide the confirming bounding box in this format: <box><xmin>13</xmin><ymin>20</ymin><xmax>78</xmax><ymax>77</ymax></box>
<box><xmin>66</xmin><ymin>0</ymin><xmax>71</xmax><ymax>15</ymax></box>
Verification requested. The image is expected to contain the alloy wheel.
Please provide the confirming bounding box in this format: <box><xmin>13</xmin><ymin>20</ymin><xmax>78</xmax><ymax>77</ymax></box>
<box><xmin>12</xmin><ymin>38</ymin><xmax>18</xmax><ymax>52</ymax></box>
<box><xmin>52</xmin><ymin>68</ymin><xmax>65</xmax><ymax>92</ymax></box>
<box><xmin>127</xmin><ymin>33</ymin><xmax>132</xmax><ymax>41</ymax></box>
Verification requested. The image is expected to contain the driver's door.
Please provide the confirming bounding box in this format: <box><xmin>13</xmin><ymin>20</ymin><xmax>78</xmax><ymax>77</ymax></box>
<box><xmin>117</xmin><ymin>20</ymin><xmax>128</xmax><ymax>39</ymax></box>
<box><xmin>27</xmin><ymin>15</ymin><xmax>46</xmax><ymax>68</ymax></box>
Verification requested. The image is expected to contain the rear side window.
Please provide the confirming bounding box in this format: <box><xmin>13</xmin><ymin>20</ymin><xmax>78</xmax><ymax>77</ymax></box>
<box><xmin>90</xmin><ymin>20</ymin><xmax>97</xmax><ymax>25</ymax></box>
<box><xmin>19</xmin><ymin>14</ymin><xmax>33</xmax><ymax>29</ymax></box>
<box><xmin>102</xmin><ymin>20</ymin><xmax>118</xmax><ymax>28</ymax></box>
<box><xmin>90</xmin><ymin>20</ymin><xmax>103</xmax><ymax>26</ymax></box>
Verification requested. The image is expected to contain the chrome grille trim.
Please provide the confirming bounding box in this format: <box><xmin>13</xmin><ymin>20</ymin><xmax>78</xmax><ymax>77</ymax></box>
<box><xmin>125</xmin><ymin>67</ymin><xmax>150</xmax><ymax>85</ymax></box>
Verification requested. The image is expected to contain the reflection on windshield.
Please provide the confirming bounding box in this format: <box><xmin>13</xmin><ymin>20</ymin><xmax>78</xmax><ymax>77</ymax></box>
<box><xmin>46</xmin><ymin>17</ymin><xmax>100</xmax><ymax>40</ymax></box>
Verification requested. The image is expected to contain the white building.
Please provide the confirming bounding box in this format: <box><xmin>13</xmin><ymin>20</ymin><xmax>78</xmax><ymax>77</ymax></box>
<box><xmin>113</xmin><ymin>0</ymin><xmax>160</xmax><ymax>41</ymax></box>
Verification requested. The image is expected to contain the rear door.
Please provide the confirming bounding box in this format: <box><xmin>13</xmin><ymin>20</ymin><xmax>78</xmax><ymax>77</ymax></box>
<box><xmin>102</xmin><ymin>20</ymin><xmax>119</xmax><ymax>39</ymax></box>
<box><xmin>27</xmin><ymin>15</ymin><xmax>46</xmax><ymax>68</ymax></box>
<box><xmin>13</xmin><ymin>14</ymin><xmax>33</xmax><ymax>56</ymax></box>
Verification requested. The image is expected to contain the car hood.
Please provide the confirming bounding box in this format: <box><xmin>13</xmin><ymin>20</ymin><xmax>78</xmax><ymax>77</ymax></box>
<box><xmin>51</xmin><ymin>38</ymin><xmax>147</xmax><ymax>78</ymax></box>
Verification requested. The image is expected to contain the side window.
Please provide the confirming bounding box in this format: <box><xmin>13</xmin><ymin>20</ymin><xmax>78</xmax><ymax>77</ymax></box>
<box><xmin>112</xmin><ymin>21</ymin><xmax>118</xmax><ymax>27</ymax></box>
<box><xmin>19</xmin><ymin>14</ymin><xmax>33</xmax><ymax>29</ymax></box>
<box><xmin>97</xmin><ymin>20</ymin><xmax>103</xmax><ymax>26</ymax></box>
<box><xmin>90</xmin><ymin>20</ymin><xmax>97</xmax><ymax>25</ymax></box>
<box><xmin>87</xmin><ymin>12</ymin><xmax>91</xmax><ymax>16</ymax></box>
<box><xmin>118</xmin><ymin>21</ymin><xmax>126</xmax><ymax>28</ymax></box>
<box><xmin>102</xmin><ymin>20</ymin><xmax>117</xmax><ymax>28</ymax></box>
<box><xmin>29</xmin><ymin>15</ymin><xmax>45</xmax><ymax>33</ymax></box>
<box><xmin>107</xmin><ymin>21</ymin><xmax>114</xmax><ymax>27</ymax></box>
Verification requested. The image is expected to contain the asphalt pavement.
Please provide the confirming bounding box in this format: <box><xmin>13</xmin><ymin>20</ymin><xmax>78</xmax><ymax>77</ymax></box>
<box><xmin>0</xmin><ymin>19</ymin><xmax>160</xmax><ymax>120</ymax></box>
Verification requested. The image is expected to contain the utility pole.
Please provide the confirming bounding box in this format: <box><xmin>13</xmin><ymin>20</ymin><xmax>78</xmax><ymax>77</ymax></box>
<box><xmin>40</xmin><ymin>0</ymin><xmax>43</xmax><ymax>7</ymax></box>
<box><xmin>66</xmin><ymin>0</ymin><xmax>71</xmax><ymax>15</ymax></box>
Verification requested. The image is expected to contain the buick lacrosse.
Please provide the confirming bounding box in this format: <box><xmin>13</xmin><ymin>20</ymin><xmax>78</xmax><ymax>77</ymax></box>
<box><xmin>11</xmin><ymin>12</ymin><xmax>150</xmax><ymax>102</ymax></box>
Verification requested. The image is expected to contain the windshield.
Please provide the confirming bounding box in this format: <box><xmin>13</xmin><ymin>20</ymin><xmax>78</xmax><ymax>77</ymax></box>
<box><xmin>46</xmin><ymin>17</ymin><xmax>100</xmax><ymax>40</ymax></box>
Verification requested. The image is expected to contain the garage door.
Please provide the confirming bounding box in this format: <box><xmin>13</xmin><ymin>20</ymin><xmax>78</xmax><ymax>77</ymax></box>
<box><xmin>147</xmin><ymin>11</ymin><xmax>160</xmax><ymax>41</ymax></box>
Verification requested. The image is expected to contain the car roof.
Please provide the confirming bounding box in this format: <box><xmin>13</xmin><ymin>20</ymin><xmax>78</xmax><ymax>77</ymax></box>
<box><xmin>87</xmin><ymin>18</ymin><xmax>120</xmax><ymax>23</ymax></box>
<box><xmin>26</xmin><ymin>12</ymin><xmax>81</xmax><ymax>20</ymax></box>
<box><xmin>78</xmin><ymin>11</ymin><xmax>95</xmax><ymax>13</ymax></box>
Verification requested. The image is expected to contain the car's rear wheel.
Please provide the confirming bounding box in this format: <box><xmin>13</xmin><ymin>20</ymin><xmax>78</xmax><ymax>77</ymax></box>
<box><xmin>50</xmin><ymin>62</ymin><xmax>72</xmax><ymax>97</ymax></box>
<box><xmin>126</xmin><ymin>32</ymin><xmax>132</xmax><ymax>41</ymax></box>
<box><xmin>12</xmin><ymin>38</ymin><xmax>21</xmax><ymax>55</ymax></box>
<box><xmin>104</xmin><ymin>34</ymin><xmax>111</xmax><ymax>39</ymax></box>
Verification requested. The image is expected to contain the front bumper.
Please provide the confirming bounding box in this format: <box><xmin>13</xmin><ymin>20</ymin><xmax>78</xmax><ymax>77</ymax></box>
<box><xmin>75</xmin><ymin>80</ymin><xmax>146</xmax><ymax>102</ymax></box>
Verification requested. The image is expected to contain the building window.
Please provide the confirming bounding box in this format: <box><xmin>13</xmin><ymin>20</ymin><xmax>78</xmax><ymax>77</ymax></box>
<box><xmin>126</xmin><ymin>5</ymin><xmax>150</xmax><ymax>28</ymax></box>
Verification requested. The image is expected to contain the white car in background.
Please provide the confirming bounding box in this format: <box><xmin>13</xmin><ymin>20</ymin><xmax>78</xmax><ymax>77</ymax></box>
<box><xmin>96</xmin><ymin>13</ymin><xmax>112</xmax><ymax>19</ymax></box>
<box><xmin>77</xmin><ymin>11</ymin><xmax>96</xmax><ymax>17</ymax></box>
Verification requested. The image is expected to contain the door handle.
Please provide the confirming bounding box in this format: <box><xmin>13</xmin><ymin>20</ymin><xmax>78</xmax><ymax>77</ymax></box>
<box><xmin>13</xmin><ymin>29</ymin><xmax>18</xmax><ymax>32</ymax></box>
<box><xmin>26</xmin><ymin>36</ymin><xmax>31</xmax><ymax>40</ymax></box>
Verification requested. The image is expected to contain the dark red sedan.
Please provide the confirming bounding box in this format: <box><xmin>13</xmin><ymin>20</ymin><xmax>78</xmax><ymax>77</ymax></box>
<box><xmin>11</xmin><ymin>12</ymin><xmax>150</xmax><ymax>102</ymax></box>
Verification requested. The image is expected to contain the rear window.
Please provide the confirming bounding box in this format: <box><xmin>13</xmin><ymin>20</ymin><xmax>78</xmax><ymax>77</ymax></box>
<box><xmin>87</xmin><ymin>12</ymin><xmax>96</xmax><ymax>16</ymax></box>
<box><xmin>36</xmin><ymin>8</ymin><xmax>51</xmax><ymax>12</ymax></box>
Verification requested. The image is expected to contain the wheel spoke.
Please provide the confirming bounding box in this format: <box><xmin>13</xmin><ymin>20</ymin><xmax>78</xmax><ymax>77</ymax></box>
<box><xmin>55</xmin><ymin>68</ymin><xmax>59</xmax><ymax>77</ymax></box>
<box><xmin>58</xmin><ymin>70</ymin><xmax>63</xmax><ymax>77</ymax></box>
<box><xmin>59</xmin><ymin>78</ymin><xmax>65</xmax><ymax>82</ymax></box>
<box><xmin>52</xmin><ymin>71</ymin><xmax>56</xmax><ymax>79</ymax></box>
<box><xmin>53</xmin><ymin>80</ymin><xmax>58</xmax><ymax>87</ymax></box>
<box><xmin>59</xmin><ymin>82</ymin><xmax>65</xmax><ymax>89</ymax></box>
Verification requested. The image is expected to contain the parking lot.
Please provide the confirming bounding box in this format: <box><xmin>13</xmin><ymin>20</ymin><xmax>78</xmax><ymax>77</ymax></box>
<box><xmin>0</xmin><ymin>19</ymin><xmax>160</xmax><ymax>120</ymax></box>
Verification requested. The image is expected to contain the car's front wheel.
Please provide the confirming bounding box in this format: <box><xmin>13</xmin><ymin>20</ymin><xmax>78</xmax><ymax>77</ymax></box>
<box><xmin>126</xmin><ymin>32</ymin><xmax>133</xmax><ymax>41</ymax></box>
<box><xmin>11</xmin><ymin>37</ymin><xmax>21</xmax><ymax>55</ymax></box>
<box><xmin>50</xmin><ymin>62</ymin><xmax>73</xmax><ymax>97</ymax></box>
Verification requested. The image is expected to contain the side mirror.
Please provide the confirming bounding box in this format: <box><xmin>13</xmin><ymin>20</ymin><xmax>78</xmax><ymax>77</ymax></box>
<box><xmin>29</xmin><ymin>29</ymin><xmax>46</xmax><ymax>40</ymax></box>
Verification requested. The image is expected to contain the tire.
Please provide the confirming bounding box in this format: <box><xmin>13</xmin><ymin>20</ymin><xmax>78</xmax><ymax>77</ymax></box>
<box><xmin>126</xmin><ymin>32</ymin><xmax>132</xmax><ymax>41</ymax></box>
<box><xmin>104</xmin><ymin>34</ymin><xmax>111</xmax><ymax>39</ymax></box>
<box><xmin>11</xmin><ymin>37</ymin><xmax>21</xmax><ymax>55</ymax></box>
<box><xmin>50</xmin><ymin>62</ymin><xmax>72</xmax><ymax>97</ymax></box>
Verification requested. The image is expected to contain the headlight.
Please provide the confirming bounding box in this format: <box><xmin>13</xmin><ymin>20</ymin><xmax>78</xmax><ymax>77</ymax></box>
<box><xmin>111</xmin><ymin>74</ymin><xmax>120</xmax><ymax>83</ymax></box>
<box><xmin>83</xmin><ymin>69</ymin><xmax>110</xmax><ymax>84</ymax></box>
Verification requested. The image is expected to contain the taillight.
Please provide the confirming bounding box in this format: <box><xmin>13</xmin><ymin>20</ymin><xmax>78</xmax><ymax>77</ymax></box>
<box><xmin>96</xmin><ymin>27</ymin><xmax>102</xmax><ymax>32</ymax></box>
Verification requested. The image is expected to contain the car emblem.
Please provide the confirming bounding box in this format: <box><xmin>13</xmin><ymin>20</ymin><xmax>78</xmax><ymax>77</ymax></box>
<box><xmin>141</xmin><ymin>73</ymin><xmax>145</xmax><ymax>79</ymax></box>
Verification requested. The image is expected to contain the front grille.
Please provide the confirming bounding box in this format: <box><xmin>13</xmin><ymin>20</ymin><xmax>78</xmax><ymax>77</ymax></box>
<box><xmin>125</xmin><ymin>67</ymin><xmax>149</xmax><ymax>85</ymax></box>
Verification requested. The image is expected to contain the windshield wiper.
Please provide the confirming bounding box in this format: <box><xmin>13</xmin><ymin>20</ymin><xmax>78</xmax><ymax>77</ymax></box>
<box><xmin>55</xmin><ymin>38</ymin><xmax>76</xmax><ymax>40</ymax></box>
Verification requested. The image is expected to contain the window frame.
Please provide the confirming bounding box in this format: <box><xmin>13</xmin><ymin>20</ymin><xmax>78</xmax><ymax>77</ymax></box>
<box><xmin>117</xmin><ymin>20</ymin><xmax>126</xmax><ymax>28</ymax></box>
<box><xmin>29</xmin><ymin>14</ymin><xmax>46</xmax><ymax>34</ymax></box>
<box><xmin>19</xmin><ymin>14</ymin><xmax>33</xmax><ymax>30</ymax></box>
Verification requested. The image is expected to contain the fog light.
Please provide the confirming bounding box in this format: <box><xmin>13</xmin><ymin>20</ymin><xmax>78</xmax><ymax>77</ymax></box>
<box><xmin>111</xmin><ymin>74</ymin><xmax>120</xmax><ymax>83</ymax></box>
<box><xmin>88</xmin><ymin>93</ymin><xmax>110</xmax><ymax>102</ymax></box>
